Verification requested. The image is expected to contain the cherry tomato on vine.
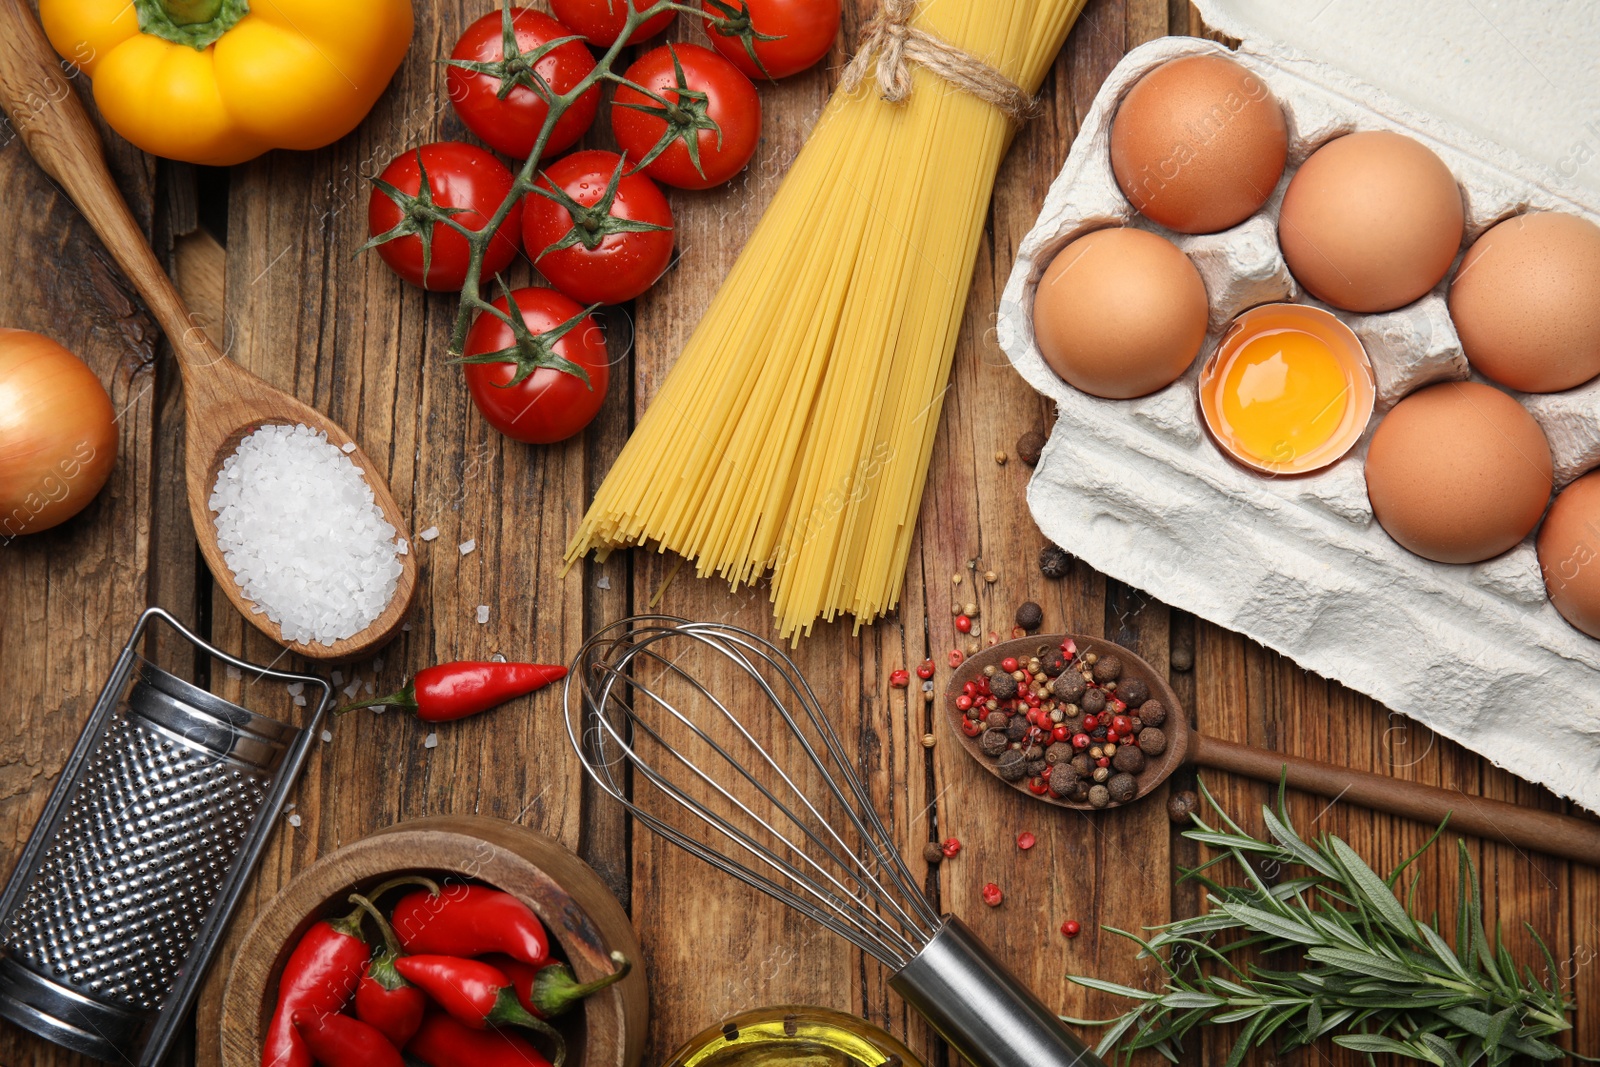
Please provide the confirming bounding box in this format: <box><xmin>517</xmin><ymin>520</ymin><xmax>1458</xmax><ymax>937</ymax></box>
<box><xmin>549</xmin><ymin>0</ymin><xmax>675</xmax><ymax>48</ymax></box>
<box><xmin>702</xmin><ymin>0</ymin><xmax>840</xmax><ymax>80</ymax></box>
<box><xmin>446</xmin><ymin>7</ymin><xmax>600</xmax><ymax>159</ymax></box>
<box><xmin>365</xmin><ymin>143</ymin><xmax>523</xmax><ymax>292</ymax></box>
<box><xmin>459</xmin><ymin>287</ymin><xmax>610</xmax><ymax>444</ymax></box>
<box><xmin>525</xmin><ymin>150</ymin><xmax>675</xmax><ymax>306</ymax></box>
<box><xmin>612</xmin><ymin>44</ymin><xmax>761</xmax><ymax>190</ymax></box>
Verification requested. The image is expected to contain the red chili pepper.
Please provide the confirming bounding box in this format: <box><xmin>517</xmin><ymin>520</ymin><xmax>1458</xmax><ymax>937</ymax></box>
<box><xmin>263</xmin><ymin>875</ymin><xmax>434</xmax><ymax>1067</ymax></box>
<box><xmin>406</xmin><ymin>1012</ymin><xmax>559</xmax><ymax>1067</ymax></box>
<box><xmin>391</xmin><ymin>884</ymin><xmax>550</xmax><ymax>965</ymax></box>
<box><xmin>347</xmin><ymin>894</ymin><xmax>426</xmax><ymax>1048</ymax></box>
<box><xmin>476</xmin><ymin>951</ymin><xmax>631</xmax><ymax>1020</ymax></box>
<box><xmin>293</xmin><ymin>1009</ymin><xmax>404</xmax><ymax>1067</ymax></box>
<box><xmin>337</xmin><ymin>662</ymin><xmax>568</xmax><ymax>722</ymax></box>
<box><xmin>392</xmin><ymin>955</ymin><xmax>557</xmax><ymax>1034</ymax></box>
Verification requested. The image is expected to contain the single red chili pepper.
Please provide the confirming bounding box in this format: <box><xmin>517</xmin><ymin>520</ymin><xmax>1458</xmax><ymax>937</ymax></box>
<box><xmin>263</xmin><ymin>876</ymin><xmax>434</xmax><ymax>1067</ymax></box>
<box><xmin>347</xmin><ymin>894</ymin><xmax>427</xmax><ymax>1048</ymax></box>
<box><xmin>406</xmin><ymin>1011</ymin><xmax>560</xmax><ymax>1067</ymax></box>
<box><xmin>293</xmin><ymin>1009</ymin><xmax>404</xmax><ymax>1067</ymax></box>
<box><xmin>391</xmin><ymin>884</ymin><xmax>551</xmax><ymax>964</ymax></box>
<box><xmin>391</xmin><ymin>955</ymin><xmax>565</xmax><ymax>1047</ymax></box>
<box><xmin>482</xmin><ymin>951</ymin><xmax>632</xmax><ymax>1020</ymax></box>
<box><xmin>336</xmin><ymin>662</ymin><xmax>568</xmax><ymax>722</ymax></box>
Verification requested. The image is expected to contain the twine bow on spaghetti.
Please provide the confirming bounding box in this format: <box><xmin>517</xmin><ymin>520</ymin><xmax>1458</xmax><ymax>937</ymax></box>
<box><xmin>838</xmin><ymin>0</ymin><xmax>1039</xmax><ymax>121</ymax></box>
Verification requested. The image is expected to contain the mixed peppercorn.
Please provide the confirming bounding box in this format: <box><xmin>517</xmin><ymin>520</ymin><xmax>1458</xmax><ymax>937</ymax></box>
<box><xmin>956</xmin><ymin>636</ymin><xmax>1168</xmax><ymax>809</ymax></box>
<box><xmin>264</xmin><ymin>880</ymin><xmax>629</xmax><ymax>1067</ymax></box>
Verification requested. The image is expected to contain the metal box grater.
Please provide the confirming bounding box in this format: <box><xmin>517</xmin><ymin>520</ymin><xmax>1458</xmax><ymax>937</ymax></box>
<box><xmin>0</xmin><ymin>607</ymin><xmax>332</xmax><ymax>1065</ymax></box>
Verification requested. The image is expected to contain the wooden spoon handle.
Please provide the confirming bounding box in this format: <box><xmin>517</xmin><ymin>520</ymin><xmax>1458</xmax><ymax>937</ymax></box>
<box><xmin>1190</xmin><ymin>733</ymin><xmax>1600</xmax><ymax>867</ymax></box>
<box><xmin>0</xmin><ymin>0</ymin><xmax>217</xmax><ymax>368</ymax></box>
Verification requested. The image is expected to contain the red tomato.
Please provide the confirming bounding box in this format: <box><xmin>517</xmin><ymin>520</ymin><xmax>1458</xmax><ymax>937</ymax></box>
<box><xmin>702</xmin><ymin>0</ymin><xmax>840</xmax><ymax>80</ymax></box>
<box><xmin>367</xmin><ymin>143</ymin><xmax>523</xmax><ymax>292</ymax></box>
<box><xmin>612</xmin><ymin>44</ymin><xmax>761</xmax><ymax>190</ymax></box>
<box><xmin>525</xmin><ymin>150</ymin><xmax>675</xmax><ymax>306</ymax></box>
<box><xmin>446</xmin><ymin>7</ymin><xmax>600</xmax><ymax>159</ymax></box>
<box><xmin>460</xmin><ymin>287</ymin><xmax>610</xmax><ymax>444</ymax></box>
<box><xmin>549</xmin><ymin>0</ymin><xmax>675</xmax><ymax>47</ymax></box>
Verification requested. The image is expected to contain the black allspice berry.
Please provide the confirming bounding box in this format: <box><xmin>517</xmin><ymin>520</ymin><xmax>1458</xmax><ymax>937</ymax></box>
<box><xmin>1088</xmin><ymin>784</ymin><xmax>1111</xmax><ymax>809</ymax></box>
<box><xmin>1014</xmin><ymin>601</ymin><xmax>1044</xmax><ymax>631</ymax></box>
<box><xmin>1080</xmin><ymin>688</ymin><xmax>1107</xmax><ymax>715</ymax></box>
<box><xmin>1016</xmin><ymin>429</ymin><xmax>1046</xmax><ymax>466</ymax></box>
<box><xmin>1107</xmin><ymin>773</ymin><xmax>1137</xmax><ymax>804</ymax></box>
<box><xmin>1092</xmin><ymin>655</ymin><xmax>1123</xmax><ymax>683</ymax></box>
<box><xmin>1039</xmin><ymin>544</ymin><xmax>1070</xmax><ymax>580</ymax></box>
<box><xmin>1112</xmin><ymin>745</ymin><xmax>1146</xmax><ymax>775</ymax></box>
<box><xmin>1045</xmin><ymin>742</ymin><xmax>1073</xmax><ymax>764</ymax></box>
<box><xmin>923</xmin><ymin>842</ymin><xmax>946</xmax><ymax>864</ymax></box>
<box><xmin>988</xmin><ymin>672</ymin><xmax>1018</xmax><ymax>700</ymax></box>
<box><xmin>1051</xmin><ymin>672</ymin><xmax>1087</xmax><ymax>703</ymax></box>
<box><xmin>1118</xmin><ymin>678</ymin><xmax>1150</xmax><ymax>707</ymax></box>
<box><xmin>980</xmin><ymin>730</ymin><xmax>1008</xmax><ymax>757</ymax></box>
<box><xmin>1048</xmin><ymin>766</ymin><xmax>1079</xmax><ymax>798</ymax></box>
<box><xmin>1005</xmin><ymin>717</ymin><xmax>1029</xmax><ymax>743</ymax></box>
<box><xmin>1040</xmin><ymin>649</ymin><xmax>1068</xmax><ymax>677</ymax></box>
<box><xmin>1069</xmin><ymin>753</ymin><xmax>1093</xmax><ymax>778</ymax></box>
<box><xmin>1138</xmin><ymin>700</ymin><xmax>1167</xmax><ymax>728</ymax></box>
<box><xmin>1139</xmin><ymin>728</ymin><xmax>1168</xmax><ymax>757</ymax></box>
<box><xmin>997</xmin><ymin>749</ymin><xmax>1028</xmax><ymax>782</ymax></box>
<box><xmin>1167</xmin><ymin>790</ymin><xmax>1198</xmax><ymax>823</ymax></box>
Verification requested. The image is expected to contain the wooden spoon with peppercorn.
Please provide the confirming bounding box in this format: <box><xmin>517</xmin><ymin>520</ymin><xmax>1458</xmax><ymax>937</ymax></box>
<box><xmin>947</xmin><ymin>634</ymin><xmax>1600</xmax><ymax>868</ymax></box>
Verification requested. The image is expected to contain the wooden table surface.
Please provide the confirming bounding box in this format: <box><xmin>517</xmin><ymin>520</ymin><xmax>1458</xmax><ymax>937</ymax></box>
<box><xmin>1</xmin><ymin>1</ymin><xmax>1595</xmax><ymax>1065</ymax></box>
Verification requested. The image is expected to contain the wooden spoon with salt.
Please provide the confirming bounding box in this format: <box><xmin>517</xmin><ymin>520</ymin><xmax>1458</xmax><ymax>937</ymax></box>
<box><xmin>0</xmin><ymin>0</ymin><xmax>416</xmax><ymax>660</ymax></box>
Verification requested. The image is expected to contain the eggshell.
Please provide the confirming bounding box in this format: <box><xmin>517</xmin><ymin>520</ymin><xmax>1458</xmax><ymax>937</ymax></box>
<box><xmin>1033</xmin><ymin>228</ymin><xmax>1209</xmax><ymax>400</ymax></box>
<box><xmin>1278</xmin><ymin>131</ymin><xmax>1464</xmax><ymax>313</ymax></box>
<box><xmin>1448</xmin><ymin>211</ymin><xmax>1600</xmax><ymax>393</ymax></box>
<box><xmin>1109</xmin><ymin>54</ymin><xmax>1289</xmax><ymax>234</ymax></box>
<box><xmin>1364</xmin><ymin>381</ymin><xmax>1552</xmax><ymax>564</ymax></box>
<box><xmin>1539</xmin><ymin>471</ymin><xmax>1600</xmax><ymax>638</ymax></box>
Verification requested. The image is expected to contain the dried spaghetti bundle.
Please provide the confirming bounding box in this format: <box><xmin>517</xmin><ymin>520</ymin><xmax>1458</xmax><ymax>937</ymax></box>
<box><xmin>569</xmin><ymin>0</ymin><xmax>1086</xmax><ymax>639</ymax></box>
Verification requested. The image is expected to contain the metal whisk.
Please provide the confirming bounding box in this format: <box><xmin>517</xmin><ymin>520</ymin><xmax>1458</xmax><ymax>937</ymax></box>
<box><xmin>567</xmin><ymin>616</ymin><xmax>1105</xmax><ymax>1067</ymax></box>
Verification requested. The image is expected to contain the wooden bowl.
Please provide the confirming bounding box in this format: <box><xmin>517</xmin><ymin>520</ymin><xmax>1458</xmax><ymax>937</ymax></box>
<box><xmin>220</xmin><ymin>816</ymin><xmax>647</xmax><ymax>1067</ymax></box>
<box><xmin>945</xmin><ymin>634</ymin><xmax>1188</xmax><ymax>811</ymax></box>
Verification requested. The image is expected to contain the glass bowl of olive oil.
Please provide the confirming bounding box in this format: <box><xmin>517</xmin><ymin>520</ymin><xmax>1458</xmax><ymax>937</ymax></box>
<box><xmin>665</xmin><ymin>1007</ymin><xmax>924</xmax><ymax>1067</ymax></box>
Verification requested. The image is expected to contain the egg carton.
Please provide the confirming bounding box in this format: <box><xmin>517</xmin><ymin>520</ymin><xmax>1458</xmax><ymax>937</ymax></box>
<box><xmin>997</xmin><ymin>35</ymin><xmax>1600</xmax><ymax>812</ymax></box>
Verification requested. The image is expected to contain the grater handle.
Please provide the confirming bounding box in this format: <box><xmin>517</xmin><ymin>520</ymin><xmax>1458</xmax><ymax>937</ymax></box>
<box><xmin>891</xmin><ymin>917</ymin><xmax>1108</xmax><ymax>1067</ymax></box>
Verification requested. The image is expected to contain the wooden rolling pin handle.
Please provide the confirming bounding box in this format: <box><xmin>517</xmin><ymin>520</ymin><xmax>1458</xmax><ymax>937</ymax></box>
<box><xmin>0</xmin><ymin>0</ymin><xmax>221</xmax><ymax>376</ymax></box>
<box><xmin>1190</xmin><ymin>733</ymin><xmax>1600</xmax><ymax>868</ymax></box>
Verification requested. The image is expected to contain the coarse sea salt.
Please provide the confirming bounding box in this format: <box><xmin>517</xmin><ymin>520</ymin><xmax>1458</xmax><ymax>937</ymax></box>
<box><xmin>209</xmin><ymin>424</ymin><xmax>402</xmax><ymax>646</ymax></box>
<box><xmin>476</xmin><ymin>605</ymin><xmax>490</xmax><ymax>624</ymax></box>
<box><xmin>459</xmin><ymin>539</ymin><xmax>476</xmax><ymax>555</ymax></box>
<box><xmin>419</xmin><ymin>527</ymin><xmax>440</xmax><ymax>542</ymax></box>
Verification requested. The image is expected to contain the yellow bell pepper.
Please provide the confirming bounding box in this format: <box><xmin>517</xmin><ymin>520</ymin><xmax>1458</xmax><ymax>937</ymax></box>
<box><xmin>41</xmin><ymin>0</ymin><xmax>413</xmax><ymax>166</ymax></box>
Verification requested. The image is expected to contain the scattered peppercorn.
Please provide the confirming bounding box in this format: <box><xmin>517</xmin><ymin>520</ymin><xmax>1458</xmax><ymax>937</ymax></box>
<box><xmin>1079</xmin><ymin>688</ymin><xmax>1107</xmax><ymax>715</ymax></box>
<box><xmin>981</xmin><ymin>883</ymin><xmax>1003</xmax><ymax>907</ymax></box>
<box><xmin>988</xmin><ymin>673</ymin><xmax>1018</xmax><ymax>700</ymax></box>
<box><xmin>1048</xmin><ymin>767</ymin><xmax>1078</xmax><ymax>798</ymax></box>
<box><xmin>1040</xmin><ymin>649</ymin><xmax>1067</xmax><ymax>677</ymax></box>
<box><xmin>1117</xmin><ymin>678</ymin><xmax>1149</xmax><ymax>707</ymax></box>
<box><xmin>1012</xmin><ymin>601</ymin><xmax>1043</xmax><ymax>633</ymax></box>
<box><xmin>1005</xmin><ymin>717</ymin><xmax>1029</xmax><ymax>743</ymax></box>
<box><xmin>1091</xmin><ymin>655</ymin><xmax>1122</xmax><ymax>683</ymax></box>
<box><xmin>956</xmin><ymin>614</ymin><xmax>972</xmax><ymax>634</ymax></box>
<box><xmin>1167</xmin><ymin>790</ymin><xmax>1198</xmax><ymax>823</ymax></box>
<box><xmin>994</xmin><ymin>450</ymin><xmax>1008</xmax><ymax>466</ymax></box>
<box><xmin>1060</xmin><ymin>919</ymin><xmax>1081</xmax><ymax>938</ymax></box>
<box><xmin>948</xmin><ymin>649</ymin><xmax>964</xmax><ymax>667</ymax></box>
<box><xmin>1107</xmin><ymin>773</ymin><xmax>1137</xmax><ymax>804</ymax></box>
<box><xmin>1045</xmin><ymin>742</ymin><xmax>1072</xmax><ymax>764</ymax></box>
<box><xmin>1171</xmin><ymin>643</ymin><xmax>1194</xmax><ymax>672</ymax></box>
<box><xmin>889</xmin><ymin>669</ymin><xmax>910</xmax><ymax>689</ymax></box>
<box><xmin>980</xmin><ymin>730</ymin><xmax>1007</xmax><ymax>757</ymax></box>
<box><xmin>941</xmin><ymin>837</ymin><xmax>962</xmax><ymax>857</ymax></box>
<box><xmin>1137</xmin><ymin>701</ymin><xmax>1166</xmax><ymax>728</ymax></box>
<box><xmin>984</xmin><ymin>570</ymin><xmax>997</xmax><ymax>583</ymax></box>
<box><xmin>1038</xmin><ymin>545</ymin><xmax>1070</xmax><ymax>580</ymax></box>
<box><xmin>1088</xmin><ymin>784</ymin><xmax>1110</xmax><ymax>809</ymax></box>
<box><xmin>923</xmin><ymin>843</ymin><xmax>945</xmax><ymax>864</ymax></box>
<box><xmin>916</xmin><ymin>660</ymin><xmax>935</xmax><ymax>680</ymax></box>
<box><xmin>921</xmin><ymin>733</ymin><xmax>936</xmax><ymax>749</ymax></box>
<box><xmin>1017</xmin><ymin>429</ymin><xmax>1046</xmax><ymax>466</ymax></box>
<box><xmin>1139</xmin><ymin>728</ymin><xmax>1168</xmax><ymax>757</ymax></box>
<box><xmin>1016</xmin><ymin>831</ymin><xmax>1036</xmax><ymax>850</ymax></box>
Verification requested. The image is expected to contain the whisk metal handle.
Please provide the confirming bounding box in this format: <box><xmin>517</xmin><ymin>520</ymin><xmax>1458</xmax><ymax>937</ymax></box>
<box><xmin>891</xmin><ymin>917</ymin><xmax>1106</xmax><ymax>1067</ymax></box>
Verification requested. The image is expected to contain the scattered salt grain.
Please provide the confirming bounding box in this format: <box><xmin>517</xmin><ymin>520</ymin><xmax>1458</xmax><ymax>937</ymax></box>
<box><xmin>287</xmin><ymin>814</ymin><xmax>302</xmax><ymax>827</ymax></box>
<box><xmin>491</xmin><ymin>652</ymin><xmax>506</xmax><ymax>663</ymax></box>
<box><xmin>459</xmin><ymin>539</ymin><xmax>476</xmax><ymax>556</ymax></box>
<box><xmin>344</xmin><ymin>680</ymin><xmax>361</xmax><ymax>699</ymax></box>
<box><xmin>332</xmin><ymin>669</ymin><xmax>344</xmax><ymax>686</ymax></box>
<box><xmin>597</xmin><ymin>575</ymin><xmax>611</xmax><ymax>590</ymax></box>
<box><xmin>401</xmin><ymin>622</ymin><xmax>412</xmax><ymax>632</ymax></box>
<box><xmin>321</xmin><ymin>730</ymin><xmax>333</xmax><ymax>743</ymax></box>
<box><xmin>285</xmin><ymin>802</ymin><xmax>296</xmax><ymax>810</ymax></box>
<box><xmin>419</xmin><ymin>527</ymin><xmax>440</xmax><ymax>542</ymax></box>
<box><xmin>209</xmin><ymin>424</ymin><xmax>402</xmax><ymax>646</ymax></box>
<box><xmin>225</xmin><ymin>665</ymin><xmax>243</xmax><ymax>680</ymax></box>
<box><xmin>424</xmin><ymin>732</ymin><xmax>438</xmax><ymax>749</ymax></box>
<box><xmin>294</xmin><ymin>695</ymin><xmax>307</xmax><ymax>707</ymax></box>
<box><xmin>287</xmin><ymin>682</ymin><xmax>304</xmax><ymax>696</ymax></box>
<box><xmin>341</xmin><ymin>441</ymin><xmax>357</xmax><ymax>454</ymax></box>
<box><xmin>397</xmin><ymin>539</ymin><xmax>408</xmax><ymax>556</ymax></box>
<box><xmin>476</xmin><ymin>605</ymin><xmax>490</xmax><ymax>624</ymax></box>
<box><xmin>365</xmin><ymin>682</ymin><xmax>374</xmax><ymax>694</ymax></box>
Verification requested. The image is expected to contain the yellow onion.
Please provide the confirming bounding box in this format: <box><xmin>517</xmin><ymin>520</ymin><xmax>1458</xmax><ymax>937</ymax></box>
<box><xmin>0</xmin><ymin>329</ymin><xmax>118</xmax><ymax>538</ymax></box>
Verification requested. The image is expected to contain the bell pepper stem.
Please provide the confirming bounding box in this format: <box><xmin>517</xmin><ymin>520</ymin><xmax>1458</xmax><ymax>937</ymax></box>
<box><xmin>133</xmin><ymin>0</ymin><xmax>250</xmax><ymax>49</ymax></box>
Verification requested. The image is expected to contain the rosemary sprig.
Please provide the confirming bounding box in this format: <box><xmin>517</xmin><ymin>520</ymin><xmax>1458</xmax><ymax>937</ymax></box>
<box><xmin>1065</xmin><ymin>778</ymin><xmax>1592</xmax><ymax>1067</ymax></box>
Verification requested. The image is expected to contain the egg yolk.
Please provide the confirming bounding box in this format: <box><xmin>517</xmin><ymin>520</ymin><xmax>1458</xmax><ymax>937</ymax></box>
<box><xmin>1213</xmin><ymin>327</ymin><xmax>1350</xmax><ymax>468</ymax></box>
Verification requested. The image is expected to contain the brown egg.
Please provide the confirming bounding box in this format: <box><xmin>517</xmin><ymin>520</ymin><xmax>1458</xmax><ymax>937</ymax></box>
<box><xmin>1110</xmin><ymin>54</ymin><xmax>1289</xmax><ymax>234</ymax></box>
<box><xmin>1539</xmin><ymin>471</ymin><xmax>1600</xmax><ymax>638</ymax></box>
<box><xmin>1365</xmin><ymin>382</ymin><xmax>1551</xmax><ymax>563</ymax></box>
<box><xmin>1033</xmin><ymin>228</ymin><xmax>1208</xmax><ymax>399</ymax></box>
<box><xmin>1278</xmin><ymin>131</ymin><xmax>1464</xmax><ymax>312</ymax></box>
<box><xmin>1449</xmin><ymin>211</ymin><xmax>1600</xmax><ymax>393</ymax></box>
